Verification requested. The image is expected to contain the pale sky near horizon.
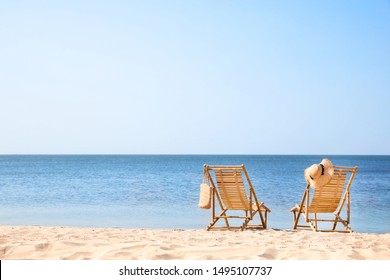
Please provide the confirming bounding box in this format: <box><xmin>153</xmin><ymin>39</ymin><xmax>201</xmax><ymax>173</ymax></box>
<box><xmin>1</xmin><ymin>0</ymin><xmax>389</xmax><ymax>155</ymax></box>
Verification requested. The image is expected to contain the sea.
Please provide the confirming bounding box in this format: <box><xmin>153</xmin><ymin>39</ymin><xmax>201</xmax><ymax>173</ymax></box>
<box><xmin>0</xmin><ymin>155</ymin><xmax>389</xmax><ymax>233</ymax></box>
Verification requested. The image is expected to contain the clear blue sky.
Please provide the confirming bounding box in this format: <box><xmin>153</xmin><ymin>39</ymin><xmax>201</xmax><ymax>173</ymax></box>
<box><xmin>1</xmin><ymin>0</ymin><xmax>389</xmax><ymax>154</ymax></box>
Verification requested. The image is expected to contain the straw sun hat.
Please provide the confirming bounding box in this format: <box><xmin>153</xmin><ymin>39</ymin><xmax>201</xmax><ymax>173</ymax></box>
<box><xmin>304</xmin><ymin>158</ymin><xmax>334</xmax><ymax>189</ymax></box>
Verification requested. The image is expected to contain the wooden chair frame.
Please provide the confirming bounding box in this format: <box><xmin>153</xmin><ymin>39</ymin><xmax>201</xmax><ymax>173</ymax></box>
<box><xmin>204</xmin><ymin>164</ymin><xmax>270</xmax><ymax>231</ymax></box>
<box><xmin>291</xmin><ymin>166</ymin><xmax>358</xmax><ymax>233</ymax></box>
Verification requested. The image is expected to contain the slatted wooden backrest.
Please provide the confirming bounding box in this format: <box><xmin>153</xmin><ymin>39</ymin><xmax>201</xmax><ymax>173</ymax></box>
<box><xmin>213</xmin><ymin>167</ymin><xmax>250</xmax><ymax>210</ymax></box>
<box><xmin>309</xmin><ymin>166</ymin><xmax>354</xmax><ymax>213</ymax></box>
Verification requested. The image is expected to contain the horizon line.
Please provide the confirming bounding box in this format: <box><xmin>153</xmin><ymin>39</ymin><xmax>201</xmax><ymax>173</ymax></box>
<box><xmin>0</xmin><ymin>153</ymin><xmax>389</xmax><ymax>156</ymax></box>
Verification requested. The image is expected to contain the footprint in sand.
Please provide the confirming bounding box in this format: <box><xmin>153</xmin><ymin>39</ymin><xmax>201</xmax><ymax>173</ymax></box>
<box><xmin>155</xmin><ymin>253</ymin><xmax>177</xmax><ymax>260</ymax></box>
<box><xmin>0</xmin><ymin>246</ymin><xmax>11</xmax><ymax>257</ymax></box>
<box><xmin>348</xmin><ymin>250</ymin><xmax>365</xmax><ymax>260</ymax></box>
<box><xmin>159</xmin><ymin>246</ymin><xmax>174</xmax><ymax>251</ymax></box>
<box><xmin>62</xmin><ymin>252</ymin><xmax>92</xmax><ymax>260</ymax></box>
<box><xmin>62</xmin><ymin>241</ymin><xmax>85</xmax><ymax>246</ymax></box>
<box><xmin>35</xmin><ymin>243</ymin><xmax>52</xmax><ymax>251</ymax></box>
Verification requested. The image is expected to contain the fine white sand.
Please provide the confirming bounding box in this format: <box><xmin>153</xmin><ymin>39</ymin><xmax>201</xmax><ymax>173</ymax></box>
<box><xmin>1</xmin><ymin>226</ymin><xmax>389</xmax><ymax>260</ymax></box>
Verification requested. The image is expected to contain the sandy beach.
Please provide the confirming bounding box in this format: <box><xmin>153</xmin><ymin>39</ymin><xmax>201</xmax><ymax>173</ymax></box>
<box><xmin>0</xmin><ymin>226</ymin><xmax>389</xmax><ymax>260</ymax></box>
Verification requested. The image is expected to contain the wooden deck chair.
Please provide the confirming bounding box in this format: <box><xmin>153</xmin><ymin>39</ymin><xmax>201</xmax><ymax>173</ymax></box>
<box><xmin>291</xmin><ymin>166</ymin><xmax>358</xmax><ymax>233</ymax></box>
<box><xmin>204</xmin><ymin>164</ymin><xmax>270</xmax><ymax>231</ymax></box>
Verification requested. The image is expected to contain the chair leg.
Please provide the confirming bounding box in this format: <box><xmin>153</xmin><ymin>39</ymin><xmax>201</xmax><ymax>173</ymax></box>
<box><xmin>309</xmin><ymin>221</ymin><xmax>318</xmax><ymax>232</ymax></box>
<box><xmin>334</xmin><ymin>214</ymin><xmax>353</xmax><ymax>233</ymax></box>
<box><xmin>292</xmin><ymin>208</ymin><xmax>302</xmax><ymax>229</ymax></box>
<box><xmin>241</xmin><ymin>216</ymin><xmax>250</xmax><ymax>231</ymax></box>
<box><xmin>207</xmin><ymin>209</ymin><xmax>229</xmax><ymax>230</ymax></box>
<box><xmin>293</xmin><ymin>186</ymin><xmax>309</xmax><ymax>229</ymax></box>
<box><xmin>258</xmin><ymin>211</ymin><xmax>266</xmax><ymax>229</ymax></box>
<box><xmin>332</xmin><ymin>220</ymin><xmax>338</xmax><ymax>231</ymax></box>
<box><xmin>221</xmin><ymin>210</ymin><xmax>230</xmax><ymax>229</ymax></box>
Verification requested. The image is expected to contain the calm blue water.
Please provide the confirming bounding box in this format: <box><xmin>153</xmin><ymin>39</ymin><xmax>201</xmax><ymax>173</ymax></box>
<box><xmin>0</xmin><ymin>155</ymin><xmax>389</xmax><ymax>233</ymax></box>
